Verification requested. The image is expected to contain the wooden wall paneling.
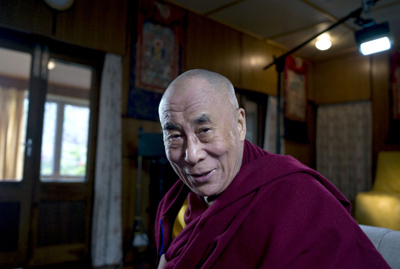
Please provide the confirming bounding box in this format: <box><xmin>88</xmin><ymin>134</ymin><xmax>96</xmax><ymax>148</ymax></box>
<box><xmin>121</xmin><ymin>53</ymin><xmax>132</xmax><ymax>116</ymax></box>
<box><xmin>121</xmin><ymin>118</ymin><xmax>161</xmax><ymax>158</ymax></box>
<box><xmin>285</xmin><ymin>141</ymin><xmax>313</xmax><ymax>167</ymax></box>
<box><xmin>240</xmin><ymin>35</ymin><xmax>283</xmax><ymax>94</ymax></box>
<box><xmin>121</xmin><ymin>158</ymin><xmax>137</xmax><ymax>263</ymax></box>
<box><xmin>284</xmin><ymin>101</ymin><xmax>317</xmax><ymax>168</ymax></box>
<box><xmin>121</xmin><ymin>117</ymin><xmax>162</xmax><ymax>259</ymax></box>
<box><xmin>371</xmin><ymin>52</ymin><xmax>390</xmax><ymax>156</ymax></box>
<box><xmin>121</xmin><ymin>0</ymin><xmax>136</xmax><ymax>116</ymax></box>
<box><xmin>371</xmin><ymin>51</ymin><xmax>400</xmax><ymax>172</ymax></box>
<box><xmin>312</xmin><ymin>52</ymin><xmax>371</xmax><ymax>104</ymax></box>
<box><xmin>185</xmin><ymin>12</ymin><xmax>241</xmax><ymax>86</ymax></box>
<box><xmin>307</xmin><ymin>62</ymin><xmax>316</xmax><ymax>102</ymax></box>
<box><xmin>55</xmin><ymin>0</ymin><xmax>128</xmax><ymax>54</ymax></box>
<box><xmin>0</xmin><ymin>0</ymin><xmax>52</xmax><ymax>36</ymax></box>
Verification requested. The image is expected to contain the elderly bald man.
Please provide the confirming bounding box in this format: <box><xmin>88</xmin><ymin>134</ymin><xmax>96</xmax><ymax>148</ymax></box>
<box><xmin>155</xmin><ymin>69</ymin><xmax>389</xmax><ymax>268</ymax></box>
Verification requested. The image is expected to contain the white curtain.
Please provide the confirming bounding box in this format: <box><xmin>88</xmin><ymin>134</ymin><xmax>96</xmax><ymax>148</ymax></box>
<box><xmin>91</xmin><ymin>53</ymin><xmax>122</xmax><ymax>266</ymax></box>
<box><xmin>316</xmin><ymin>101</ymin><xmax>372</xmax><ymax>202</ymax></box>
<box><xmin>263</xmin><ymin>96</ymin><xmax>285</xmax><ymax>154</ymax></box>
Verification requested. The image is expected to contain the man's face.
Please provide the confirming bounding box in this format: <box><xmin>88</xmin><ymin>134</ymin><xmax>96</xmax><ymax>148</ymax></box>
<box><xmin>159</xmin><ymin>77</ymin><xmax>246</xmax><ymax>197</ymax></box>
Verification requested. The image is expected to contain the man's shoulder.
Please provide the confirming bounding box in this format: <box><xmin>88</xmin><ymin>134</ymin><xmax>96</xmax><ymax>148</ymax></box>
<box><xmin>237</xmin><ymin>148</ymin><xmax>350</xmax><ymax>211</ymax></box>
<box><xmin>240</xmin><ymin>150</ymin><xmax>313</xmax><ymax>185</ymax></box>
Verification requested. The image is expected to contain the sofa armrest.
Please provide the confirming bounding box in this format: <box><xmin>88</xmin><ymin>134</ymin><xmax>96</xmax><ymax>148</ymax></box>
<box><xmin>360</xmin><ymin>224</ymin><xmax>400</xmax><ymax>268</ymax></box>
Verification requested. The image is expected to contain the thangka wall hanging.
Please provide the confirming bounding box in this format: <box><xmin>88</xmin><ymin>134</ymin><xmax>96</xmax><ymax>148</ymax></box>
<box><xmin>284</xmin><ymin>55</ymin><xmax>309</xmax><ymax>143</ymax></box>
<box><xmin>126</xmin><ymin>0</ymin><xmax>184</xmax><ymax>121</ymax></box>
<box><xmin>386</xmin><ymin>51</ymin><xmax>400</xmax><ymax>144</ymax></box>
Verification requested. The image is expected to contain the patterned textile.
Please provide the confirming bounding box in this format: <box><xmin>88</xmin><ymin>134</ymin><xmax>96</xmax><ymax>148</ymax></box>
<box><xmin>284</xmin><ymin>55</ymin><xmax>309</xmax><ymax>143</ymax></box>
<box><xmin>126</xmin><ymin>0</ymin><xmax>184</xmax><ymax>121</ymax></box>
<box><xmin>135</xmin><ymin>21</ymin><xmax>178</xmax><ymax>92</ymax></box>
<box><xmin>316</xmin><ymin>101</ymin><xmax>372</xmax><ymax>202</ymax></box>
<box><xmin>91</xmin><ymin>54</ymin><xmax>122</xmax><ymax>266</ymax></box>
<box><xmin>285</xmin><ymin>56</ymin><xmax>307</xmax><ymax>122</ymax></box>
<box><xmin>126</xmin><ymin>87</ymin><xmax>163</xmax><ymax>121</ymax></box>
<box><xmin>263</xmin><ymin>96</ymin><xmax>285</xmax><ymax>154</ymax></box>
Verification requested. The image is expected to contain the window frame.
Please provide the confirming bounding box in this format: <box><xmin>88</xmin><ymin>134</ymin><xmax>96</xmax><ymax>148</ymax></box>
<box><xmin>40</xmin><ymin>95</ymin><xmax>90</xmax><ymax>183</ymax></box>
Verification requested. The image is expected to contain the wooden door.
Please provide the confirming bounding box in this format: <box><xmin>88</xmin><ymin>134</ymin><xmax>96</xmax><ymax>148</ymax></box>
<box><xmin>27</xmin><ymin>42</ymin><xmax>103</xmax><ymax>266</ymax></box>
<box><xmin>0</xmin><ymin>28</ymin><xmax>103</xmax><ymax>267</ymax></box>
<box><xmin>0</xmin><ymin>28</ymin><xmax>38</xmax><ymax>267</ymax></box>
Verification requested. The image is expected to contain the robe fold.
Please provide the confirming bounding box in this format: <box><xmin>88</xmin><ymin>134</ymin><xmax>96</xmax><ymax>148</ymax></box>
<box><xmin>155</xmin><ymin>140</ymin><xmax>390</xmax><ymax>268</ymax></box>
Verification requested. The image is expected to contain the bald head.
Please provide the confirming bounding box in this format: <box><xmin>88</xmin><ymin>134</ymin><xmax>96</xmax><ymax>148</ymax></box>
<box><xmin>157</xmin><ymin>69</ymin><xmax>247</xmax><ymax>197</ymax></box>
<box><xmin>159</xmin><ymin>69</ymin><xmax>238</xmax><ymax>116</ymax></box>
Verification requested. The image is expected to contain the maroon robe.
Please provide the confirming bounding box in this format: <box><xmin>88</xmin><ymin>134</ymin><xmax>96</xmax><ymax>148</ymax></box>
<box><xmin>155</xmin><ymin>140</ymin><xmax>389</xmax><ymax>268</ymax></box>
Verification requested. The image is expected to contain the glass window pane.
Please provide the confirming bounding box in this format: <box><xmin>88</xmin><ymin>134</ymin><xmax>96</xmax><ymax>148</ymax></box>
<box><xmin>60</xmin><ymin>105</ymin><xmax>89</xmax><ymax>177</ymax></box>
<box><xmin>40</xmin><ymin>59</ymin><xmax>92</xmax><ymax>182</ymax></box>
<box><xmin>0</xmin><ymin>47</ymin><xmax>31</xmax><ymax>182</ymax></box>
<box><xmin>243</xmin><ymin>98</ymin><xmax>258</xmax><ymax>145</ymax></box>
<box><xmin>40</xmin><ymin>102</ymin><xmax>57</xmax><ymax>176</ymax></box>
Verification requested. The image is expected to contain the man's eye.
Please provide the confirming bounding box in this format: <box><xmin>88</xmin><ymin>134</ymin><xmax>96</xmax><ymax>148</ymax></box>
<box><xmin>169</xmin><ymin>134</ymin><xmax>181</xmax><ymax>139</ymax></box>
<box><xmin>199</xmin><ymin>128</ymin><xmax>211</xmax><ymax>134</ymax></box>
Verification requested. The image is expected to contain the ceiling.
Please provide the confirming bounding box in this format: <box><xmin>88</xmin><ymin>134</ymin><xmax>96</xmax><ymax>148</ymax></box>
<box><xmin>165</xmin><ymin>0</ymin><xmax>400</xmax><ymax>61</ymax></box>
<box><xmin>2</xmin><ymin>0</ymin><xmax>399</xmax><ymax>86</ymax></box>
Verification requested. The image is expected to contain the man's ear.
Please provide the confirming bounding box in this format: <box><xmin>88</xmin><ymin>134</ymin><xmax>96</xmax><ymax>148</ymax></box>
<box><xmin>237</xmin><ymin>108</ymin><xmax>246</xmax><ymax>141</ymax></box>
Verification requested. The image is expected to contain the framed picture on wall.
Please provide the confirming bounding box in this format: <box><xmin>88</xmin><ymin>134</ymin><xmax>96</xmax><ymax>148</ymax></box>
<box><xmin>126</xmin><ymin>0</ymin><xmax>184</xmax><ymax>121</ymax></box>
<box><xmin>283</xmin><ymin>55</ymin><xmax>309</xmax><ymax>143</ymax></box>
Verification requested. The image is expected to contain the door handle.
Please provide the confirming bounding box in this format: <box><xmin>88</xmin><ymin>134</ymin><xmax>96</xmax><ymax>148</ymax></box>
<box><xmin>25</xmin><ymin>138</ymin><xmax>33</xmax><ymax>157</ymax></box>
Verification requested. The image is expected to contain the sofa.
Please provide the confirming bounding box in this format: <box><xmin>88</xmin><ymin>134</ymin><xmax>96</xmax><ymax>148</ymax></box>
<box><xmin>360</xmin><ymin>224</ymin><xmax>400</xmax><ymax>268</ymax></box>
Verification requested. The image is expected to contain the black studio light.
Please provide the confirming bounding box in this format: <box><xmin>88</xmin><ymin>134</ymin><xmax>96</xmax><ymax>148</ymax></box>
<box><xmin>355</xmin><ymin>21</ymin><xmax>391</xmax><ymax>55</ymax></box>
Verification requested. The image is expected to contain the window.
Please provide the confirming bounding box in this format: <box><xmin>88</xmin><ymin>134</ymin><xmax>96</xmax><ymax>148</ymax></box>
<box><xmin>40</xmin><ymin>59</ymin><xmax>92</xmax><ymax>182</ymax></box>
<box><xmin>236</xmin><ymin>90</ymin><xmax>268</xmax><ymax>148</ymax></box>
<box><xmin>40</xmin><ymin>97</ymin><xmax>89</xmax><ymax>182</ymax></box>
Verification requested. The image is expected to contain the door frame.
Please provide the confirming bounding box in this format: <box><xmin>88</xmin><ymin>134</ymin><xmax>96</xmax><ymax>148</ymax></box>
<box><xmin>0</xmin><ymin>26</ymin><xmax>104</xmax><ymax>267</ymax></box>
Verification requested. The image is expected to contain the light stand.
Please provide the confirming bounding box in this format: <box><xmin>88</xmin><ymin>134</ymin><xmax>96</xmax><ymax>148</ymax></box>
<box><xmin>263</xmin><ymin>7</ymin><xmax>364</xmax><ymax>154</ymax></box>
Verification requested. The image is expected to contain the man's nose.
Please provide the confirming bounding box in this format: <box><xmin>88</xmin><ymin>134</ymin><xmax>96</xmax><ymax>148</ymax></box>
<box><xmin>184</xmin><ymin>136</ymin><xmax>206</xmax><ymax>165</ymax></box>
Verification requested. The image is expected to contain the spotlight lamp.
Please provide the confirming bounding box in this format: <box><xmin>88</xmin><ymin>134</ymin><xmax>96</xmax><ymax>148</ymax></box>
<box><xmin>355</xmin><ymin>21</ymin><xmax>391</xmax><ymax>55</ymax></box>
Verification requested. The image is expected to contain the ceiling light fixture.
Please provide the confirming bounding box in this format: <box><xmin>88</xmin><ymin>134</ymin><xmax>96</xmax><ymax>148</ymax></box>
<box><xmin>355</xmin><ymin>22</ymin><xmax>391</xmax><ymax>55</ymax></box>
<box><xmin>315</xmin><ymin>37</ymin><xmax>332</xmax><ymax>51</ymax></box>
<box><xmin>47</xmin><ymin>60</ymin><xmax>56</xmax><ymax>70</ymax></box>
<box><xmin>315</xmin><ymin>34</ymin><xmax>332</xmax><ymax>51</ymax></box>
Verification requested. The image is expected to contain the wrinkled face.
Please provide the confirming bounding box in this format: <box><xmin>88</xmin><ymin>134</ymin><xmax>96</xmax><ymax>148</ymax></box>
<box><xmin>159</xmin><ymin>77</ymin><xmax>246</xmax><ymax>197</ymax></box>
